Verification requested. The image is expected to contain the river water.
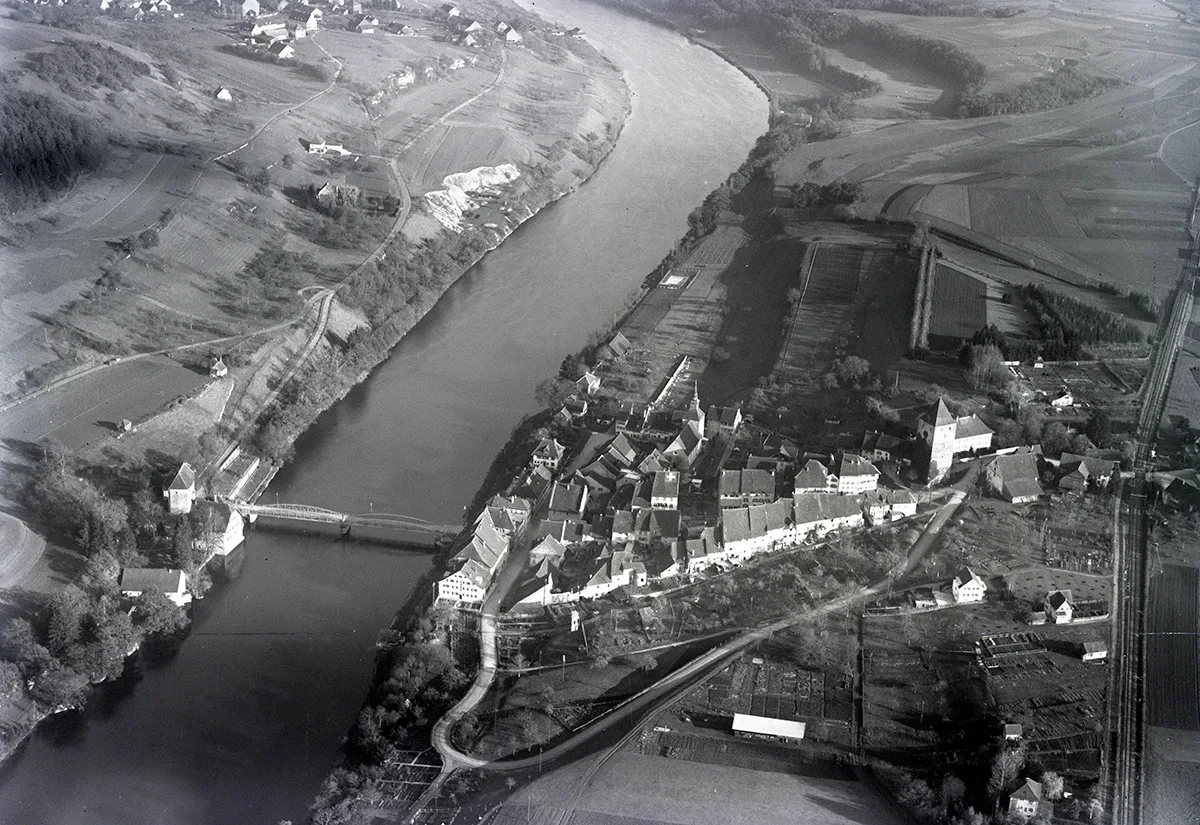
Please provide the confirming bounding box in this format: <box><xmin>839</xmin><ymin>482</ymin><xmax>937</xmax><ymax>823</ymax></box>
<box><xmin>0</xmin><ymin>4</ymin><xmax>767</xmax><ymax>822</ymax></box>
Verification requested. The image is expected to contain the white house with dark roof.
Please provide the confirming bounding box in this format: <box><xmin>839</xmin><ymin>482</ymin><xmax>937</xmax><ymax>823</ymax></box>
<box><xmin>1045</xmin><ymin>589</ymin><xmax>1073</xmax><ymax>623</ymax></box>
<box><xmin>267</xmin><ymin>40</ymin><xmax>296</xmax><ymax>58</ymax></box>
<box><xmin>1007</xmin><ymin>777</ymin><xmax>1042</xmax><ymax>820</ymax></box>
<box><xmin>950</xmin><ymin>566</ymin><xmax>986</xmax><ymax>603</ymax></box>
<box><xmin>835</xmin><ymin>454</ymin><xmax>879</xmax><ymax>496</ymax></box>
<box><xmin>121</xmin><ymin>568</ymin><xmax>192</xmax><ymax>606</ymax></box>
<box><xmin>651</xmin><ymin>471</ymin><xmax>680</xmax><ymax>510</ymax></box>
<box><xmin>792</xmin><ymin>493</ymin><xmax>863</xmax><ymax>540</ymax></box>
<box><xmin>718</xmin><ymin>498</ymin><xmax>794</xmax><ymax>561</ymax></box>
<box><xmin>718</xmin><ymin>468</ymin><xmax>775</xmax><ymax>509</ymax></box>
<box><xmin>663</xmin><ymin>420</ymin><xmax>704</xmax><ymax>471</ymax></box>
<box><xmin>861</xmin><ymin>489</ymin><xmax>918</xmax><ymax>525</ymax></box>
<box><xmin>531</xmin><ymin>437</ymin><xmax>566</xmax><ymax>471</ymax></box>
<box><xmin>1081</xmin><ymin>640</ymin><xmax>1108</xmax><ymax>661</ymax></box>
<box><xmin>164</xmin><ymin>462</ymin><xmax>196</xmax><ymax>515</ymax></box>
<box><xmin>793</xmin><ymin>459</ymin><xmax>834</xmax><ymax>495</ymax></box>
<box><xmin>603</xmin><ymin>331</ymin><xmax>632</xmax><ymax>360</ymax></box>
<box><xmin>917</xmin><ymin>398</ymin><xmax>994</xmax><ymax>481</ymax></box>
<box><xmin>434</xmin><ymin>511</ymin><xmax>509</xmax><ymax>603</ymax></box>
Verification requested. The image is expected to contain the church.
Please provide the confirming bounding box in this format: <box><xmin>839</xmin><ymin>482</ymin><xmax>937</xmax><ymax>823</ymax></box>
<box><xmin>917</xmin><ymin>398</ymin><xmax>994</xmax><ymax>481</ymax></box>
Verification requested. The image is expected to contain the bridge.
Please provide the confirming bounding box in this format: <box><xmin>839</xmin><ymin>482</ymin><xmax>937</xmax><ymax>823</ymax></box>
<box><xmin>227</xmin><ymin>501</ymin><xmax>461</xmax><ymax>541</ymax></box>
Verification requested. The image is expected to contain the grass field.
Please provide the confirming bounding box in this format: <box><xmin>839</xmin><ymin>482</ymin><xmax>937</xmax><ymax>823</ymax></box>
<box><xmin>929</xmin><ymin>264</ymin><xmax>988</xmax><ymax>342</ymax></box>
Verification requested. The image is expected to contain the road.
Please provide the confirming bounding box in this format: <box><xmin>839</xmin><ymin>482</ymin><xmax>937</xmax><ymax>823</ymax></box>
<box><xmin>1105</xmin><ymin>199</ymin><xmax>1197</xmax><ymax>825</ymax></box>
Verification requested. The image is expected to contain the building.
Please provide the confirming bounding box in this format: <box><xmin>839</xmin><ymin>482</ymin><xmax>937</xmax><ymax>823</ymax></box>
<box><xmin>240</xmin><ymin>0</ymin><xmax>258</xmax><ymax>15</ymax></box>
<box><xmin>704</xmin><ymin>405</ymin><xmax>743</xmax><ymax>440</ymax></box>
<box><xmin>503</xmin><ymin>27</ymin><xmax>522</xmax><ymax>43</ymax></box>
<box><xmin>267</xmin><ymin>40</ymin><xmax>296</xmax><ymax>58</ymax></box>
<box><xmin>718</xmin><ymin>499</ymin><xmax>794</xmax><ymax>562</ymax></box>
<box><xmin>732</xmin><ymin>713</ymin><xmax>806</xmax><ymax>742</ymax></box>
<box><xmin>164</xmin><ymin>462</ymin><xmax>196</xmax><ymax>515</ymax></box>
<box><xmin>351</xmin><ymin>13</ymin><xmax>378</xmax><ymax>32</ymax></box>
<box><xmin>718</xmin><ymin>468</ymin><xmax>775</xmax><ymax>509</ymax></box>
<box><xmin>576</xmin><ymin>370</ymin><xmax>601</xmax><ymax>395</ymax></box>
<box><xmin>215</xmin><ymin>86</ymin><xmax>233</xmax><ymax>101</ymax></box>
<box><xmin>548</xmin><ymin>482</ymin><xmax>589</xmax><ymax>521</ymax></box>
<box><xmin>950</xmin><ymin>567</ymin><xmax>986</xmax><ymax>603</ymax></box>
<box><xmin>1049</xmin><ymin>389</ymin><xmax>1074</xmax><ymax>408</ymax></box>
<box><xmin>120</xmin><ymin>568</ymin><xmax>192</xmax><ymax>607</ymax></box>
<box><xmin>192</xmin><ymin>500</ymin><xmax>245</xmax><ymax>556</ymax></box>
<box><xmin>209</xmin><ymin>356</ymin><xmax>228</xmax><ymax>377</ymax></box>
<box><xmin>1045</xmin><ymin>589</ymin><xmax>1073</xmax><ymax>624</ymax></box>
<box><xmin>792</xmin><ymin>493</ymin><xmax>863</xmax><ymax>540</ymax></box>
<box><xmin>1007</xmin><ymin>777</ymin><xmax>1042</xmax><ymax>820</ymax></box>
<box><xmin>793</xmin><ymin>459</ymin><xmax>834</xmax><ymax>495</ymax></box>
<box><xmin>650</xmin><ymin>471</ymin><xmax>680</xmax><ymax>510</ymax></box>
<box><xmin>1003</xmin><ymin>723</ymin><xmax>1023</xmax><ymax>741</ymax></box>
<box><xmin>287</xmin><ymin>4</ymin><xmax>321</xmax><ymax>31</ymax></box>
<box><xmin>439</xmin><ymin>2</ymin><xmax>459</xmax><ymax>17</ymax></box>
<box><xmin>1057</xmin><ymin>453</ymin><xmax>1118</xmax><ymax>492</ymax></box>
<box><xmin>531</xmin><ymin>437</ymin><xmax>566</xmax><ymax>471</ymax></box>
<box><xmin>861</xmin><ymin>489</ymin><xmax>918</xmax><ymax>525</ymax></box>
<box><xmin>602</xmin><ymin>331</ymin><xmax>632</xmax><ymax>360</ymax></box>
<box><xmin>984</xmin><ymin>451</ymin><xmax>1044</xmax><ymax>503</ymax></box>
<box><xmin>434</xmin><ymin>512</ymin><xmax>509</xmax><ymax>603</ymax></box>
<box><xmin>835</xmin><ymin>454</ymin><xmax>879</xmax><ymax>495</ymax></box>
<box><xmin>917</xmin><ymin>398</ymin><xmax>994</xmax><ymax>481</ymax></box>
<box><xmin>1081</xmin><ymin>640</ymin><xmax>1108</xmax><ymax>661</ymax></box>
<box><xmin>663</xmin><ymin>420</ymin><xmax>704</xmax><ymax>470</ymax></box>
<box><xmin>861</xmin><ymin>430</ymin><xmax>908</xmax><ymax>464</ymax></box>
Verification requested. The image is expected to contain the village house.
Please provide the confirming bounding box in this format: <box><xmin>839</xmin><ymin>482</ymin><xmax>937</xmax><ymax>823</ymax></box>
<box><xmin>662</xmin><ymin>419</ymin><xmax>704</xmax><ymax>471</ymax></box>
<box><xmin>602</xmin><ymin>331</ymin><xmax>632</xmax><ymax>361</ymax></box>
<box><xmin>835</xmin><ymin>453</ymin><xmax>879</xmax><ymax>496</ymax></box>
<box><xmin>1007</xmin><ymin>777</ymin><xmax>1043</xmax><ymax>820</ymax></box>
<box><xmin>506</xmin><ymin>557</ymin><xmax>558</xmax><ymax>609</ymax></box>
<box><xmin>267</xmin><ymin>40</ymin><xmax>297</xmax><ymax>58</ymax></box>
<box><xmin>573</xmin><ymin>547</ymin><xmax>647</xmax><ymax>599</ymax></box>
<box><xmin>287</xmin><ymin>4</ymin><xmax>321</xmax><ymax>31</ymax></box>
<box><xmin>704</xmin><ymin>405</ymin><xmax>743</xmax><ymax>440</ymax></box>
<box><xmin>503</xmin><ymin>27</ymin><xmax>522</xmax><ymax>43</ymax></box>
<box><xmin>950</xmin><ymin>566</ymin><xmax>987</xmax><ymax>603</ymax></box>
<box><xmin>240</xmin><ymin>0</ymin><xmax>258</xmax><ymax>15</ymax></box>
<box><xmin>718</xmin><ymin>498</ymin><xmax>794</xmax><ymax>562</ymax></box>
<box><xmin>434</xmin><ymin>512</ymin><xmax>509</xmax><ymax>603</ymax></box>
<box><xmin>120</xmin><ymin>568</ymin><xmax>192</xmax><ymax>607</ymax></box>
<box><xmin>650</xmin><ymin>471</ymin><xmax>680</xmax><ymax>510</ymax></box>
<box><xmin>555</xmin><ymin>394</ymin><xmax>587</xmax><ymax>424</ymax></box>
<box><xmin>1003</xmin><ymin>723</ymin><xmax>1023</xmax><ymax>741</ymax></box>
<box><xmin>313</xmin><ymin>179</ymin><xmax>361</xmax><ymax>211</ymax></box>
<box><xmin>861</xmin><ymin>430</ymin><xmax>907</xmax><ymax>464</ymax></box>
<box><xmin>192</xmin><ymin>500</ymin><xmax>245</xmax><ymax>556</ymax></box>
<box><xmin>548</xmin><ymin>481</ymin><xmax>589</xmax><ymax>521</ymax></box>
<box><xmin>457</xmin><ymin>18</ymin><xmax>483</xmax><ymax>32</ymax></box>
<box><xmin>718</xmin><ymin>468</ymin><xmax>775</xmax><ymax>509</ymax></box>
<box><xmin>533</xmin><ymin>518</ymin><xmax>590</xmax><ymax>546</ymax></box>
<box><xmin>746</xmin><ymin>439</ymin><xmax>799</xmax><ymax>473</ymax></box>
<box><xmin>530</xmin><ymin>437</ymin><xmax>566</xmax><ymax>471</ymax></box>
<box><xmin>1057</xmin><ymin>453</ymin><xmax>1118</xmax><ymax>492</ymax></box>
<box><xmin>1045</xmin><ymin>589</ymin><xmax>1073</xmax><ymax>624</ymax></box>
<box><xmin>793</xmin><ymin>458</ymin><xmax>834</xmax><ymax>495</ymax></box>
<box><xmin>164</xmin><ymin>462</ymin><xmax>197</xmax><ymax>515</ymax></box>
<box><xmin>351</xmin><ymin>13</ymin><xmax>378</xmax><ymax>32</ymax></box>
<box><xmin>860</xmin><ymin>489</ymin><xmax>918</xmax><ymax>525</ymax></box>
<box><xmin>1081</xmin><ymin>640</ymin><xmax>1108</xmax><ymax>661</ymax></box>
<box><xmin>984</xmin><ymin>450</ymin><xmax>1044</xmax><ymax>503</ymax></box>
<box><xmin>215</xmin><ymin>86</ymin><xmax>234</xmax><ymax>101</ymax></box>
<box><xmin>287</xmin><ymin>21</ymin><xmax>307</xmax><ymax>38</ymax></box>
<box><xmin>576</xmin><ymin>370</ymin><xmax>601</xmax><ymax>395</ymax></box>
<box><xmin>792</xmin><ymin>493</ymin><xmax>863</xmax><ymax>541</ymax></box>
<box><xmin>439</xmin><ymin>2</ymin><xmax>460</xmax><ymax>17</ymax></box>
<box><xmin>1049</xmin><ymin>389</ymin><xmax>1074</xmax><ymax>408</ymax></box>
<box><xmin>917</xmin><ymin>398</ymin><xmax>995</xmax><ymax>481</ymax></box>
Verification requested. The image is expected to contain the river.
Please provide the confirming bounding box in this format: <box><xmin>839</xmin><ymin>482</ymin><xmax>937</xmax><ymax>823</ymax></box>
<box><xmin>0</xmin><ymin>3</ymin><xmax>767</xmax><ymax>822</ymax></box>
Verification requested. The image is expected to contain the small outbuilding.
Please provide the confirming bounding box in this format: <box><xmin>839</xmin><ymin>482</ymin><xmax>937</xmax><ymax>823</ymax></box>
<box><xmin>120</xmin><ymin>567</ymin><xmax>192</xmax><ymax>607</ymax></box>
<box><xmin>1081</xmin><ymin>640</ymin><xmax>1108</xmax><ymax>661</ymax></box>
<box><xmin>209</xmin><ymin>356</ymin><xmax>229</xmax><ymax>377</ymax></box>
<box><xmin>215</xmin><ymin>86</ymin><xmax>233</xmax><ymax>101</ymax></box>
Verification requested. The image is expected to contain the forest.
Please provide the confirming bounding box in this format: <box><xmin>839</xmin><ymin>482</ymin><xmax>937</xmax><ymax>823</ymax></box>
<box><xmin>954</xmin><ymin>65</ymin><xmax>1123</xmax><ymax>117</ymax></box>
<box><xmin>0</xmin><ymin>89</ymin><xmax>107</xmax><ymax>213</ymax></box>
<box><xmin>26</xmin><ymin>40</ymin><xmax>151</xmax><ymax>98</ymax></box>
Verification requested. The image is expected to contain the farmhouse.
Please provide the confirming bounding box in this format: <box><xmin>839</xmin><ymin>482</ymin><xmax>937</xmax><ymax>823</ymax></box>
<box><xmin>548</xmin><ymin>482</ymin><xmax>589</xmax><ymax>521</ymax></box>
<box><xmin>1049</xmin><ymin>389</ymin><xmax>1074</xmax><ymax>408</ymax></box>
<box><xmin>718</xmin><ymin>468</ymin><xmax>775</xmax><ymax>509</ymax></box>
<box><xmin>861</xmin><ymin>430</ymin><xmax>907</xmax><ymax>464</ymax></box>
<box><xmin>531</xmin><ymin>437</ymin><xmax>566</xmax><ymax>471</ymax></box>
<box><xmin>208</xmin><ymin>357</ymin><xmax>228</xmax><ymax>378</ymax></box>
<box><xmin>1057</xmin><ymin>453</ymin><xmax>1117</xmax><ymax>492</ymax></box>
<box><xmin>732</xmin><ymin>713</ymin><xmax>806</xmax><ymax>742</ymax></box>
<box><xmin>1003</xmin><ymin>723</ymin><xmax>1023</xmax><ymax>741</ymax></box>
<box><xmin>1007</xmin><ymin>777</ymin><xmax>1042</xmax><ymax>820</ymax></box>
<box><xmin>439</xmin><ymin>2</ymin><xmax>460</xmax><ymax>17</ymax></box>
<box><xmin>351</xmin><ymin>13</ymin><xmax>378</xmax><ymax>32</ymax></box>
<box><xmin>120</xmin><ymin>568</ymin><xmax>192</xmax><ymax>607</ymax></box>
<box><xmin>950</xmin><ymin>567</ymin><xmax>986</xmax><ymax>603</ymax></box>
<box><xmin>793</xmin><ymin>459</ymin><xmax>834</xmax><ymax>495</ymax></box>
<box><xmin>287</xmin><ymin>4</ymin><xmax>320</xmax><ymax>31</ymax></box>
<box><xmin>1045</xmin><ymin>589</ymin><xmax>1073</xmax><ymax>624</ymax></box>
<box><xmin>164</xmin><ymin>462</ymin><xmax>196</xmax><ymax>515</ymax></box>
<box><xmin>650</xmin><ymin>471</ymin><xmax>680</xmax><ymax>510</ymax></box>
<box><xmin>917</xmin><ymin>398</ymin><xmax>994</xmax><ymax>481</ymax></box>
<box><xmin>718</xmin><ymin>499</ymin><xmax>793</xmax><ymax>561</ymax></box>
<box><xmin>835</xmin><ymin>453</ymin><xmax>879</xmax><ymax>495</ymax></box>
<box><xmin>576</xmin><ymin>370</ymin><xmax>601</xmax><ymax>395</ymax></box>
<box><xmin>267</xmin><ymin>40</ymin><xmax>296</xmax><ymax>58</ymax></box>
<box><xmin>984</xmin><ymin>451</ymin><xmax>1044</xmax><ymax>503</ymax></box>
<box><xmin>1081</xmin><ymin>640</ymin><xmax>1108</xmax><ymax>661</ymax></box>
<box><xmin>503</xmin><ymin>27</ymin><xmax>522</xmax><ymax>43</ymax></box>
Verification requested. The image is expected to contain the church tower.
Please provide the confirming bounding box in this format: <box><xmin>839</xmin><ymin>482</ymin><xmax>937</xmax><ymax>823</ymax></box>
<box><xmin>917</xmin><ymin>397</ymin><xmax>957</xmax><ymax>481</ymax></box>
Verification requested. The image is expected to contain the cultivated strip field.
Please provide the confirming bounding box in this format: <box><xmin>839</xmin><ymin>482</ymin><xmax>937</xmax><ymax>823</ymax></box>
<box><xmin>1146</xmin><ymin>564</ymin><xmax>1200</xmax><ymax>731</ymax></box>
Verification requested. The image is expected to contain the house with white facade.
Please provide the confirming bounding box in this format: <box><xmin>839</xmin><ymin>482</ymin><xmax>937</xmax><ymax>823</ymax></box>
<box><xmin>434</xmin><ymin>511</ymin><xmax>509</xmax><ymax>603</ymax></box>
<box><xmin>164</xmin><ymin>463</ymin><xmax>196</xmax><ymax>515</ymax></box>
<box><xmin>793</xmin><ymin>459</ymin><xmax>834</xmax><ymax>495</ymax></box>
<box><xmin>835</xmin><ymin>454</ymin><xmax>879</xmax><ymax>496</ymax></box>
<box><xmin>650</xmin><ymin>471</ymin><xmax>680</xmax><ymax>510</ymax></box>
<box><xmin>531</xmin><ymin>437</ymin><xmax>566</xmax><ymax>471</ymax></box>
<box><xmin>121</xmin><ymin>568</ymin><xmax>192</xmax><ymax>607</ymax></box>
<box><xmin>718</xmin><ymin>498</ymin><xmax>794</xmax><ymax>562</ymax></box>
<box><xmin>1045</xmin><ymin>589</ymin><xmax>1073</xmax><ymax>624</ymax></box>
<box><xmin>718</xmin><ymin>468</ymin><xmax>775</xmax><ymax>509</ymax></box>
<box><xmin>792</xmin><ymin>493</ymin><xmax>863</xmax><ymax>540</ymax></box>
<box><xmin>1007</xmin><ymin>778</ymin><xmax>1042</xmax><ymax>820</ymax></box>
<box><xmin>861</xmin><ymin>489</ymin><xmax>918</xmax><ymax>525</ymax></box>
<box><xmin>950</xmin><ymin>567</ymin><xmax>987</xmax><ymax>603</ymax></box>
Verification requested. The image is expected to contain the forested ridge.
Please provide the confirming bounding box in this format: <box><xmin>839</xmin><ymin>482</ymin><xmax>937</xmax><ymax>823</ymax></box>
<box><xmin>0</xmin><ymin>88</ymin><xmax>107</xmax><ymax>213</ymax></box>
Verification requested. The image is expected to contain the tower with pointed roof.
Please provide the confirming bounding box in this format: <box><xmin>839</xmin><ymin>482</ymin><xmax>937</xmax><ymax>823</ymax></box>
<box><xmin>917</xmin><ymin>398</ymin><xmax>957</xmax><ymax>481</ymax></box>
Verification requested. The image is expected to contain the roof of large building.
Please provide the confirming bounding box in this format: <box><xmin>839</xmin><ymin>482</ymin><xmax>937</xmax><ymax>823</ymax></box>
<box><xmin>793</xmin><ymin>493</ymin><xmax>861</xmax><ymax>526</ymax></box>
<box><xmin>732</xmin><ymin>713</ymin><xmax>806</xmax><ymax>740</ymax></box>
<box><xmin>952</xmin><ymin>566</ymin><xmax>982</xmax><ymax>588</ymax></box>
<box><xmin>167</xmin><ymin>463</ymin><xmax>196</xmax><ymax>491</ymax></box>
<box><xmin>549</xmin><ymin>482</ymin><xmax>587</xmax><ymax>514</ymax></box>
<box><xmin>652</xmin><ymin>471</ymin><xmax>680</xmax><ymax>499</ymax></box>
<box><xmin>954</xmin><ymin>415</ymin><xmax>994</xmax><ymax>440</ymax></box>
<box><xmin>120</xmin><ymin>567</ymin><xmax>187</xmax><ymax>593</ymax></box>
<box><xmin>838</xmin><ymin>453</ymin><xmax>879</xmax><ymax>477</ymax></box>
<box><xmin>1003</xmin><ymin>478</ymin><xmax>1045</xmax><ymax>501</ymax></box>
<box><xmin>1010</xmin><ymin>777</ymin><xmax>1043</xmax><ymax>802</ymax></box>
<box><xmin>793</xmin><ymin>459</ymin><xmax>830</xmax><ymax>490</ymax></box>
<box><xmin>720</xmin><ymin>499</ymin><xmax>791</xmax><ymax>544</ymax></box>
<box><xmin>719</xmin><ymin>468</ymin><xmax>775</xmax><ymax>498</ymax></box>
<box><xmin>987</xmin><ymin>451</ymin><xmax>1040</xmax><ymax>482</ymax></box>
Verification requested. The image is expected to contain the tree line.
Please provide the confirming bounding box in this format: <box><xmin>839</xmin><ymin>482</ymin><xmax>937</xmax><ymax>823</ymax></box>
<box><xmin>0</xmin><ymin>89</ymin><xmax>107</xmax><ymax>213</ymax></box>
<box><xmin>954</xmin><ymin>65</ymin><xmax>1123</xmax><ymax>117</ymax></box>
<box><xmin>26</xmin><ymin>40</ymin><xmax>151</xmax><ymax>98</ymax></box>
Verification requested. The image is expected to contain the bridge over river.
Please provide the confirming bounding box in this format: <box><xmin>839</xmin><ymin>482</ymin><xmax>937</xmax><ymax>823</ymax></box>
<box><xmin>226</xmin><ymin>501</ymin><xmax>461</xmax><ymax>547</ymax></box>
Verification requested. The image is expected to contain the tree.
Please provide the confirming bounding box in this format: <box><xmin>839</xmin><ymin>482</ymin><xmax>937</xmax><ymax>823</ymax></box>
<box><xmin>589</xmin><ymin>651</ymin><xmax>610</xmax><ymax>670</ymax></box>
<box><xmin>46</xmin><ymin>587</ymin><xmax>87</xmax><ymax>657</ymax></box>
<box><xmin>1041</xmin><ymin>421</ymin><xmax>1071</xmax><ymax>456</ymax></box>
<box><xmin>987</xmin><ymin>745</ymin><xmax>1026</xmax><ymax>798</ymax></box>
<box><xmin>534</xmin><ymin>377</ymin><xmax>574</xmax><ymax>410</ymax></box>
<box><xmin>0</xmin><ymin>660</ymin><xmax>24</xmax><ymax>700</ymax></box>
<box><xmin>31</xmin><ymin>662</ymin><xmax>83</xmax><ymax>708</ymax></box>
<box><xmin>132</xmin><ymin>589</ymin><xmax>189</xmax><ymax>636</ymax></box>
<box><xmin>558</xmin><ymin>354</ymin><xmax>584</xmax><ymax>381</ymax></box>
<box><xmin>1040</xmin><ymin>770</ymin><xmax>1063</xmax><ymax>800</ymax></box>
<box><xmin>1085</xmin><ymin>408</ymin><xmax>1112</xmax><ymax>446</ymax></box>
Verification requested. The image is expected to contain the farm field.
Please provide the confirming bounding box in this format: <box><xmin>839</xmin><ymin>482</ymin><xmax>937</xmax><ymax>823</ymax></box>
<box><xmin>1146</xmin><ymin>564</ymin><xmax>1200</xmax><ymax>731</ymax></box>
<box><xmin>503</xmin><ymin>749</ymin><xmax>911</xmax><ymax>825</ymax></box>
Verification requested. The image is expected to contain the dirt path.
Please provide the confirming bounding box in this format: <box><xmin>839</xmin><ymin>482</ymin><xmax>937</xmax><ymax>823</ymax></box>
<box><xmin>0</xmin><ymin>513</ymin><xmax>46</xmax><ymax>590</ymax></box>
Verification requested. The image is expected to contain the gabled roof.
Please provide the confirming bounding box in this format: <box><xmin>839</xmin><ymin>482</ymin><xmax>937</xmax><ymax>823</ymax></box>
<box><xmin>794</xmin><ymin>459</ymin><xmax>830</xmax><ymax>490</ymax></box>
<box><xmin>793</xmin><ymin>493</ymin><xmax>861</xmax><ymax>526</ymax></box>
<box><xmin>167</xmin><ymin>463</ymin><xmax>195</xmax><ymax>491</ymax></box>
<box><xmin>549</xmin><ymin>482</ymin><xmax>586</xmax><ymax>514</ymax></box>
<box><xmin>604</xmin><ymin>433</ymin><xmax>638</xmax><ymax>466</ymax></box>
<box><xmin>838</xmin><ymin>453</ymin><xmax>878</xmax><ymax>477</ymax></box>
<box><xmin>533</xmin><ymin>437</ymin><xmax>565</xmax><ymax>462</ymax></box>
<box><xmin>611</xmin><ymin>509</ymin><xmax>635</xmax><ymax>535</ymax></box>
<box><xmin>635</xmin><ymin>508</ymin><xmax>681</xmax><ymax>540</ymax></box>
<box><xmin>952</xmin><ymin>566</ymin><xmax>981</xmax><ymax>588</ymax></box>
<box><xmin>1082</xmin><ymin>640</ymin><xmax>1107</xmax><ymax>654</ymax></box>
<box><xmin>1046</xmin><ymin>589</ymin><xmax>1073</xmax><ymax>609</ymax></box>
<box><xmin>1003</xmin><ymin>478</ymin><xmax>1044</xmax><ymax>501</ymax></box>
<box><xmin>955</xmin><ymin>415</ymin><xmax>994</xmax><ymax>440</ymax></box>
<box><xmin>531</xmin><ymin>535</ymin><xmax>566</xmax><ymax>561</ymax></box>
<box><xmin>606</xmin><ymin>332</ymin><xmax>632</xmax><ymax>357</ymax></box>
<box><xmin>651</xmin><ymin>471</ymin><xmax>680</xmax><ymax>499</ymax></box>
<box><xmin>120</xmin><ymin>567</ymin><xmax>186</xmax><ymax>593</ymax></box>
<box><xmin>1010</xmin><ymin>777</ymin><xmax>1042</xmax><ymax>802</ymax></box>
